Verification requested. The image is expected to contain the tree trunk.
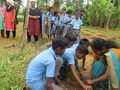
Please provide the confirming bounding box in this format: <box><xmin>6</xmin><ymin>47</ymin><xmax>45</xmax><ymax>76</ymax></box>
<box><xmin>19</xmin><ymin>0</ymin><xmax>30</xmax><ymax>51</ymax></box>
<box><xmin>15</xmin><ymin>0</ymin><xmax>22</xmax><ymax>25</ymax></box>
<box><xmin>16</xmin><ymin>0</ymin><xmax>22</xmax><ymax>18</ymax></box>
<box><xmin>0</xmin><ymin>0</ymin><xmax>4</xmax><ymax>7</ymax></box>
<box><xmin>106</xmin><ymin>0</ymin><xmax>116</xmax><ymax>30</ymax></box>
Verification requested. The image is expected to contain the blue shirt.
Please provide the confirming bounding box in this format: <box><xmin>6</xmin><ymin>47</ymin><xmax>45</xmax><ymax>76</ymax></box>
<box><xmin>47</xmin><ymin>12</ymin><xmax>53</xmax><ymax>22</ymax></box>
<box><xmin>26</xmin><ymin>48</ymin><xmax>56</xmax><ymax>90</ymax></box>
<box><xmin>71</xmin><ymin>18</ymin><xmax>82</xmax><ymax>30</ymax></box>
<box><xmin>61</xmin><ymin>44</ymin><xmax>78</xmax><ymax>65</ymax></box>
<box><xmin>59</xmin><ymin>15</ymin><xmax>65</xmax><ymax>26</ymax></box>
<box><xmin>64</xmin><ymin>14</ymin><xmax>72</xmax><ymax>25</ymax></box>
<box><xmin>54</xmin><ymin>16</ymin><xmax>59</xmax><ymax>26</ymax></box>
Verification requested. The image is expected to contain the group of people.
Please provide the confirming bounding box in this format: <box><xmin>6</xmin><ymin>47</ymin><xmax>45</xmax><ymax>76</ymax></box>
<box><xmin>0</xmin><ymin>0</ymin><xmax>84</xmax><ymax>43</ymax></box>
<box><xmin>0</xmin><ymin>0</ymin><xmax>16</xmax><ymax>38</ymax></box>
<box><xmin>25</xmin><ymin>0</ymin><xmax>120</xmax><ymax>90</ymax></box>
<box><xmin>25</xmin><ymin>31</ymin><xmax>120</xmax><ymax>90</ymax></box>
<box><xmin>27</xmin><ymin>0</ymin><xmax>84</xmax><ymax>43</ymax></box>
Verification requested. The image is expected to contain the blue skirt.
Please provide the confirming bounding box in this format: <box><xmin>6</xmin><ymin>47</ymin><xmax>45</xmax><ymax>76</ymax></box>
<box><xmin>92</xmin><ymin>60</ymin><xmax>109</xmax><ymax>90</ymax></box>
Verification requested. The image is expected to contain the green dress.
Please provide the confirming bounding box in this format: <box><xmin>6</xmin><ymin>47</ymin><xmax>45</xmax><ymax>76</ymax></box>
<box><xmin>0</xmin><ymin>14</ymin><xmax>4</xmax><ymax>30</ymax></box>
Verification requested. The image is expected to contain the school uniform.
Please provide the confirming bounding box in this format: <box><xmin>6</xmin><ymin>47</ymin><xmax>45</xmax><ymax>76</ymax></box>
<box><xmin>51</xmin><ymin>16</ymin><xmax>59</xmax><ymax>37</ymax></box>
<box><xmin>60</xmin><ymin>44</ymin><xmax>88</xmax><ymax>81</ymax></box>
<box><xmin>71</xmin><ymin>18</ymin><xmax>82</xmax><ymax>43</ymax></box>
<box><xmin>59</xmin><ymin>15</ymin><xmax>65</xmax><ymax>27</ymax></box>
<box><xmin>62</xmin><ymin>14</ymin><xmax>73</xmax><ymax>36</ymax></box>
<box><xmin>26</xmin><ymin>47</ymin><xmax>56</xmax><ymax>90</ymax></box>
<box><xmin>61</xmin><ymin>44</ymin><xmax>78</xmax><ymax>65</ymax></box>
<box><xmin>57</xmin><ymin>15</ymin><xmax>65</xmax><ymax>36</ymax></box>
<box><xmin>60</xmin><ymin>44</ymin><xmax>78</xmax><ymax>80</ymax></box>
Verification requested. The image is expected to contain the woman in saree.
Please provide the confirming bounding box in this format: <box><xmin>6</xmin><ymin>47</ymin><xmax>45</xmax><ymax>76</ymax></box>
<box><xmin>87</xmin><ymin>38</ymin><xmax>120</xmax><ymax>90</ymax></box>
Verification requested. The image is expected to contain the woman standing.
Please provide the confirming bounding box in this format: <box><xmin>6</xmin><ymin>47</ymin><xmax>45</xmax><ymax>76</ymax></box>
<box><xmin>5</xmin><ymin>0</ymin><xmax>16</xmax><ymax>38</ymax></box>
<box><xmin>0</xmin><ymin>7</ymin><xmax>5</xmax><ymax>37</ymax></box>
<box><xmin>27</xmin><ymin>0</ymin><xmax>41</xmax><ymax>42</ymax></box>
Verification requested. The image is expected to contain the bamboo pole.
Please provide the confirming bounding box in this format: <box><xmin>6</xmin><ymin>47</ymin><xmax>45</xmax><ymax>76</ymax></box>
<box><xmin>19</xmin><ymin>0</ymin><xmax>30</xmax><ymax>51</ymax></box>
<box><xmin>106</xmin><ymin>0</ymin><xmax>116</xmax><ymax>30</ymax></box>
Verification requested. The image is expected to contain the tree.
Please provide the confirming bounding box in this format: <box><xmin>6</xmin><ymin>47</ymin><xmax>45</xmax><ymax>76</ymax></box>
<box><xmin>83</xmin><ymin>0</ymin><xmax>120</xmax><ymax>29</ymax></box>
<box><xmin>19</xmin><ymin>0</ymin><xmax>30</xmax><ymax>51</ymax></box>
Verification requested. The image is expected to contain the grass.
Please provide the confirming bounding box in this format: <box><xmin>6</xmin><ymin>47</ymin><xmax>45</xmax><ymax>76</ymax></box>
<box><xmin>0</xmin><ymin>24</ymin><xmax>120</xmax><ymax>90</ymax></box>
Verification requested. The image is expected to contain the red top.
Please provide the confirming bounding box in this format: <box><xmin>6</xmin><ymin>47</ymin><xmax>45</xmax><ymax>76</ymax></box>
<box><xmin>5</xmin><ymin>9</ymin><xmax>16</xmax><ymax>31</ymax></box>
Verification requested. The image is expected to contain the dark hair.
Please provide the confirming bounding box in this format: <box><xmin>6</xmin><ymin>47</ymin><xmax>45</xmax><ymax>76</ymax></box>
<box><xmin>54</xmin><ymin>11</ymin><xmax>58</xmax><ymax>15</ymax></box>
<box><xmin>76</xmin><ymin>45</ymin><xmax>89</xmax><ymax>55</ymax></box>
<box><xmin>49</xmin><ymin>6</ymin><xmax>53</xmax><ymax>11</ymax></box>
<box><xmin>65</xmin><ymin>32</ymin><xmax>77</xmax><ymax>42</ymax></box>
<box><xmin>91</xmin><ymin>38</ymin><xmax>120</xmax><ymax>50</ymax></box>
<box><xmin>79</xmin><ymin>38</ymin><xmax>90</xmax><ymax>47</ymax></box>
<box><xmin>62</xmin><ymin>7</ymin><xmax>66</xmax><ymax>11</ymax></box>
<box><xmin>91</xmin><ymin>38</ymin><xmax>106</xmax><ymax>51</ymax></box>
<box><xmin>52</xmin><ymin>36</ymin><xmax>68</xmax><ymax>50</ymax></box>
<box><xmin>6</xmin><ymin>5</ymin><xmax>15</xmax><ymax>11</ymax></box>
<box><xmin>66</xmin><ymin>9</ymin><xmax>73</xmax><ymax>14</ymax></box>
<box><xmin>105</xmin><ymin>40</ymin><xmax>120</xmax><ymax>49</ymax></box>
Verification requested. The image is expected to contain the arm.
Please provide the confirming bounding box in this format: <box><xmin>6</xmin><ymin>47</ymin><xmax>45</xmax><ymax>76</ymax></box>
<box><xmin>87</xmin><ymin>67</ymin><xmax>108</xmax><ymax>85</ymax></box>
<box><xmin>46</xmin><ymin>77</ymin><xmax>53</xmax><ymax>90</ymax></box>
<box><xmin>70</xmin><ymin>65</ymin><xmax>93</xmax><ymax>90</ymax></box>
<box><xmin>75</xmin><ymin>60</ymin><xmax>80</xmax><ymax>72</ymax></box>
<box><xmin>70</xmin><ymin>65</ymin><xmax>85</xmax><ymax>87</ymax></box>
<box><xmin>29</xmin><ymin>15</ymin><xmax>35</xmax><ymax>19</ymax></box>
<box><xmin>64</xmin><ymin>18</ymin><xmax>72</xmax><ymax>24</ymax></box>
<box><xmin>64</xmin><ymin>16</ymin><xmax>72</xmax><ymax>24</ymax></box>
<box><xmin>45</xmin><ymin>58</ymin><xmax>55</xmax><ymax>90</ymax></box>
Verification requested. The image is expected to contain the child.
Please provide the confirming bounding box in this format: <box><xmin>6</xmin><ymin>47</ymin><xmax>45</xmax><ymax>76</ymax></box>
<box><xmin>57</xmin><ymin>7</ymin><xmax>66</xmax><ymax>36</ymax></box>
<box><xmin>61</xmin><ymin>43</ymin><xmax>93</xmax><ymax>90</ymax></box>
<box><xmin>62</xmin><ymin>9</ymin><xmax>73</xmax><ymax>36</ymax></box>
<box><xmin>51</xmin><ymin>11</ymin><xmax>59</xmax><ymax>38</ymax></box>
<box><xmin>45</xmin><ymin>15</ymin><xmax>50</xmax><ymax>39</ymax></box>
<box><xmin>0</xmin><ymin>7</ymin><xmax>5</xmax><ymax>37</ymax></box>
<box><xmin>77</xmin><ymin>38</ymin><xmax>90</xmax><ymax>71</ymax></box>
<box><xmin>26</xmin><ymin>36</ymin><xmax>68</xmax><ymax>90</ymax></box>
<box><xmin>46</xmin><ymin>7</ymin><xmax>55</xmax><ymax>39</ymax></box>
<box><xmin>71</xmin><ymin>10</ymin><xmax>82</xmax><ymax>43</ymax></box>
<box><xmin>45</xmin><ymin>32</ymin><xmax>77</xmax><ymax>85</ymax></box>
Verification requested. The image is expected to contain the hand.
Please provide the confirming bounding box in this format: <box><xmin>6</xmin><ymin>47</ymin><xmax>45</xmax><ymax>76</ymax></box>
<box><xmin>34</xmin><ymin>16</ymin><xmax>40</xmax><ymax>19</ymax></box>
<box><xmin>86</xmin><ymin>80</ymin><xmax>94</xmax><ymax>85</ymax></box>
<box><xmin>83</xmin><ymin>85</ymin><xmax>93</xmax><ymax>90</ymax></box>
<box><xmin>33</xmin><ymin>16</ymin><xmax>37</xmax><ymax>19</ymax></box>
<box><xmin>12</xmin><ymin>19</ymin><xmax>14</xmax><ymax>23</ymax></box>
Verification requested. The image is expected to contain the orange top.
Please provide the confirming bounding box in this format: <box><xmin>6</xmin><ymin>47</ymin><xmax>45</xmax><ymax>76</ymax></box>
<box><xmin>110</xmin><ymin>48</ymin><xmax>120</xmax><ymax>62</ymax></box>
